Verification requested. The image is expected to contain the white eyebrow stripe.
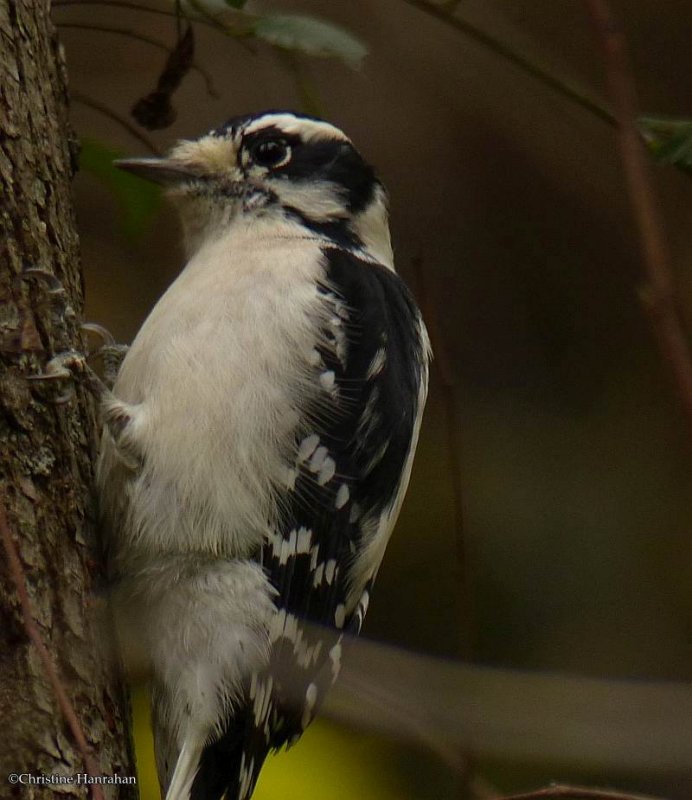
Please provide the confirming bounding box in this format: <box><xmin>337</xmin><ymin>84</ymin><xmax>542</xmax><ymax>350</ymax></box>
<box><xmin>243</xmin><ymin>114</ymin><xmax>350</xmax><ymax>143</ymax></box>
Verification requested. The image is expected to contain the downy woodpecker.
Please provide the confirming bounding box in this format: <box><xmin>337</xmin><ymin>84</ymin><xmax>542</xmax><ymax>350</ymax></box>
<box><xmin>98</xmin><ymin>110</ymin><xmax>430</xmax><ymax>800</ymax></box>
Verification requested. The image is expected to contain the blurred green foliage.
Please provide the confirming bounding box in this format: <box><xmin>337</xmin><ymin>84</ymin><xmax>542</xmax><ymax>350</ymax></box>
<box><xmin>79</xmin><ymin>138</ymin><xmax>162</xmax><ymax>238</ymax></box>
<box><xmin>640</xmin><ymin>116</ymin><xmax>692</xmax><ymax>174</ymax></box>
<box><xmin>184</xmin><ymin>2</ymin><xmax>368</xmax><ymax>70</ymax></box>
<box><xmin>251</xmin><ymin>14</ymin><xmax>368</xmax><ymax>68</ymax></box>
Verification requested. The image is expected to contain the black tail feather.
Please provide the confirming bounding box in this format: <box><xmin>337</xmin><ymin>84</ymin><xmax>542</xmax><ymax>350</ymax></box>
<box><xmin>191</xmin><ymin>708</ymin><xmax>266</xmax><ymax>800</ymax></box>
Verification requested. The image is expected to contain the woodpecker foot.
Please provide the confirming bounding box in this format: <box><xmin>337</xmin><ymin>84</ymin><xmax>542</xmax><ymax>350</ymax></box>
<box><xmin>27</xmin><ymin>349</ymin><xmax>107</xmax><ymax>405</ymax></box>
<box><xmin>20</xmin><ymin>267</ymin><xmax>77</xmax><ymax>332</ymax></box>
<box><xmin>21</xmin><ymin>267</ymin><xmax>72</xmax><ymax>301</ymax></box>
<box><xmin>27</xmin><ymin>349</ymin><xmax>141</xmax><ymax>467</ymax></box>
<box><xmin>21</xmin><ymin>266</ymin><xmax>129</xmax><ymax>392</ymax></box>
<box><xmin>81</xmin><ymin>323</ymin><xmax>129</xmax><ymax>388</ymax></box>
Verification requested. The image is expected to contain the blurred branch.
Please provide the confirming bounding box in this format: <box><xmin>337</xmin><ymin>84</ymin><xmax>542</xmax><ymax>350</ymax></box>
<box><xmin>581</xmin><ymin>0</ymin><xmax>692</xmax><ymax>427</ymax></box>
<box><xmin>496</xmin><ymin>786</ymin><xmax>665</xmax><ymax>800</ymax></box>
<box><xmin>113</xmin><ymin>608</ymin><xmax>692</xmax><ymax>775</ymax></box>
<box><xmin>0</xmin><ymin>499</ymin><xmax>105</xmax><ymax>800</ymax></box>
<box><xmin>71</xmin><ymin>91</ymin><xmax>162</xmax><ymax>155</ymax></box>
<box><xmin>400</xmin><ymin>0</ymin><xmax>614</xmax><ymax>126</ymax></box>
<box><xmin>58</xmin><ymin>22</ymin><xmax>219</xmax><ymax>97</ymax></box>
<box><xmin>326</xmin><ymin>634</ymin><xmax>692</xmax><ymax>772</ymax></box>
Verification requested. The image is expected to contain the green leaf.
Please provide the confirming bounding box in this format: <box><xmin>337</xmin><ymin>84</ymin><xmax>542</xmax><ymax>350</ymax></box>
<box><xmin>639</xmin><ymin>116</ymin><xmax>692</xmax><ymax>175</ymax></box>
<box><xmin>253</xmin><ymin>14</ymin><xmax>367</xmax><ymax>67</ymax></box>
<box><xmin>79</xmin><ymin>138</ymin><xmax>163</xmax><ymax>239</ymax></box>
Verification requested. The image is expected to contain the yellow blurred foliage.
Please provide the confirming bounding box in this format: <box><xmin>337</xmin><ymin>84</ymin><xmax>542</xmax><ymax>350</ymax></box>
<box><xmin>131</xmin><ymin>683</ymin><xmax>409</xmax><ymax>800</ymax></box>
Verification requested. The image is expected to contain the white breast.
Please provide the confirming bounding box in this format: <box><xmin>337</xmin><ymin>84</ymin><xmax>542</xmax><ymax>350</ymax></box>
<box><xmin>105</xmin><ymin>220</ymin><xmax>327</xmax><ymax>559</ymax></box>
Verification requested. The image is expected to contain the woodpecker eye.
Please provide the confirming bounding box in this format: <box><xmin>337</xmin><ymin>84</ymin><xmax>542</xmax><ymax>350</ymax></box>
<box><xmin>250</xmin><ymin>139</ymin><xmax>291</xmax><ymax>169</ymax></box>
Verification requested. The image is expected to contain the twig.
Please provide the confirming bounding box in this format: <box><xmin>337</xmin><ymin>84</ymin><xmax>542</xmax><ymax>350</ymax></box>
<box><xmin>183</xmin><ymin>0</ymin><xmax>255</xmax><ymax>46</ymax></box>
<box><xmin>55</xmin><ymin>0</ymin><xmax>256</xmax><ymax>52</ymax></box>
<box><xmin>70</xmin><ymin>91</ymin><xmax>162</xmax><ymax>155</ymax></box>
<box><xmin>274</xmin><ymin>49</ymin><xmax>325</xmax><ymax>118</ymax></box>
<box><xmin>411</xmin><ymin>258</ymin><xmax>473</xmax><ymax>796</ymax></box>
<box><xmin>58</xmin><ymin>22</ymin><xmax>219</xmax><ymax>98</ymax></box>
<box><xmin>0</xmin><ymin>499</ymin><xmax>105</xmax><ymax>800</ymax></box>
<box><xmin>184</xmin><ymin>0</ymin><xmax>228</xmax><ymax>30</ymax></box>
<box><xmin>413</xmin><ymin>257</ymin><xmax>474</xmax><ymax>798</ymax></box>
<box><xmin>53</xmin><ymin>0</ymin><xmax>219</xmax><ymax>29</ymax></box>
<box><xmin>496</xmin><ymin>785</ymin><xmax>664</xmax><ymax>800</ymax></box>
<box><xmin>411</xmin><ymin>258</ymin><xmax>474</xmax><ymax>657</ymax></box>
<box><xmin>581</xmin><ymin>0</ymin><xmax>692</xmax><ymax>426</ymax></box>
<box><xmin>401</xmin><ymin>0</ymin><xmax>614</xmax><ymax>127</ymax></box>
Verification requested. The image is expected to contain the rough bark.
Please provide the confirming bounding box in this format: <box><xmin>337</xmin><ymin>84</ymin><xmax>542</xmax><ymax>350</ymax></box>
<box><xmin>0</xmin><ymin>0</ymin><xmax>136</xmax><ymax>795</ymax></box>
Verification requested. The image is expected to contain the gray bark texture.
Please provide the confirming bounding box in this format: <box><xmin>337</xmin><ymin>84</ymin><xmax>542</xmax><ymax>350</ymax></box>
<box><xmin>0</xmin><ymin>0</ymin><xmax>136</xmax><ymax>796</ymax></box>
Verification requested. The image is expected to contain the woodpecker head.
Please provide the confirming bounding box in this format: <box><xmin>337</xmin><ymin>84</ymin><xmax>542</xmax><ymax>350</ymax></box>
<box><xmin>116</xmin><ymin>110</ymin><xmax>393</xmax><ymax>265</ymax></box>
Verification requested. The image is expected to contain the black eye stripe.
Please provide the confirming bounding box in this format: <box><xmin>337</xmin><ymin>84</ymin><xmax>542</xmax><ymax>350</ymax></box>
<box><xmin>238</xmin><ymin>124</ymin><xmax>377</xmax><ymax>213</ymax></box>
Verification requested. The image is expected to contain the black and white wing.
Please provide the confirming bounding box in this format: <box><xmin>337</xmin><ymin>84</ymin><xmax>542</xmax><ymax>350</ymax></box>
<box><xmin>193</xmin><ymin>247</ymin><xmax>430</xmax><ymax>800</ymax></box>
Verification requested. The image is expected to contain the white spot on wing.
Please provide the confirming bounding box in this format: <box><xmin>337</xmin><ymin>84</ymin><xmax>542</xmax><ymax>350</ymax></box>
<box><xmin>364</xmin><ymin>440</ymin><xmax>389</xmax><ymax>474</ymax></box>
<box><xmin>334</xmin><ymin>299</ymin><xmax>349</xmax><ymax>320</ymax></box>
<box><xmin>320</xmin><ymin>370</ymin><xmax>335</xmax><ymax>391</ymax></box>
<box><xmin>313</xmin><ymin>562</ymin><xmax>325</xmax><ymax>587</ymax></box>
<box><xmin>357</xmin><ymin>387</ymin><xmax>381</xmax><ymax>440</ymax></box>
<box><xmin>302</xmin><ymin>682</ymin><xmax>318</xmax><ymax>728</ymax></box>
<box><xmin>325</xmin><ymin>559</ymin><xmax>337</xmax><ymax>585</ymax></box>
<box><xmin>278</xmin><ymin>529</ymin><xmax>297</xmax><ymax>565</ymax></box>
<box><xmin>328</xmin><ymin>317</ymin><xmax>347</xmax><ymax>365</ymax></box>
<box><xmin>269</xmin><ymin>609</ymin><xmax>321</xmax><ymax>668</ymax></box>
<box><xmin>298</xmin><ymin>434</ymin><xmax>320</xmax><ymax>463</ymax></box>
<box><xmin>366</xmin><ymin>347</ymin><xmax>386</xmax><ymax>379</ymax></box>
<box><xmin>335</xmin><ymin>483</ymin><xmax>350</xmax><ymax>509</ymax></box>
<box><xmin>317</xmin><ymin>456</ymin><xmax>336</xmax><ymax>485</ymax></box>
<box><xmin>309</xmin><ymin>446</ymin><xmax>328</xmax><ymax>472</ymax></box>
<box><xmin>309</xmin><ymin>348</ymin><xmax>322</xmax><ymax>367</ymax></box>
<box><xmin>285</xmin><ymin>466</ymin><xmax>298</xmax><ymax>490</ymax></box>
<box><xmin>296</xmin><ymin>527</ymin><xmax>312</xmax><ymax>553</ymax></box>
<box><xmin>329</xmin><ymin>641</ymin><xmax>342</xmax><ymax>680</ymax></box>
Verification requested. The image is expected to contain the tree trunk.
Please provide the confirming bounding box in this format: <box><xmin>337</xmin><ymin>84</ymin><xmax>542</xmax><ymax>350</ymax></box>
<box><xmin>0</xmin><ymin>0</ymin><xmax>136</xmax><ymax>795</ymax></box>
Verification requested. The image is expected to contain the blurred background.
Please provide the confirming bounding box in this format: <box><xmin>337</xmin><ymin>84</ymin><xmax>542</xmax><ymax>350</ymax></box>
<box><xmin>54</xmin><ymin>0</ymin><xmax>692</xmax><ymax>797</ymax></box>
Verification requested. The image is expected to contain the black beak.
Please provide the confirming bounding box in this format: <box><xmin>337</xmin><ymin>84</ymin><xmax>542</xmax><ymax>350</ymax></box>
<box><xmin>114</xmin><ymin>158</ymin><xmax>203</xmax><ymax>186</ymax></box>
